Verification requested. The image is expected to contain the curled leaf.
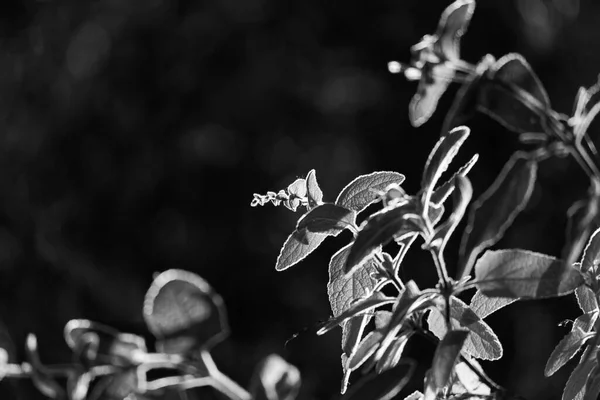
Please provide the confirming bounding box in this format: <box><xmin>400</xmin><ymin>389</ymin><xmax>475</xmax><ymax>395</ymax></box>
<box><xmin>347</xmin><ymin>331</ymin><xmax>384</xmax><ymax>371</ymax></box>
<box><xmin>335</xmin><ymin>171</ymin><xmax>406</xmax><ymax>213</ymax></box>
<box><xmin>306</xmin><ymin>169</ymin><xmax>324</xmax><ymax>209</ymax></box>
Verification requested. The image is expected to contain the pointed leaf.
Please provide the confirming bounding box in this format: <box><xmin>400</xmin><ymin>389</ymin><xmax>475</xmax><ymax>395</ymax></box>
<box><xmin>348</xmin><ymin>331</ymin><xmax>384</xmax><ymax>370</ymax></box>
<box><xmin>424</xmin><ymin>330</ymin><xmax>469</xmax><ymax>400</ymax></box>
<box><xmin>434</xmin><ymin>0</ymin><xmax>475</xmax><ymax>60</ymax></box>
<box><xmin>306</xmin><ymin>170</ymin><xmax>323</xmax><ymax>209</ymax></box>
<box><xmin>250</xmin><ymin>354</ymin><xmax>301</xmax><ymax>400</ymax></box>
<box><xmin>318</xmin><ymin>292</ymin><xmax>396</xmax><ymax>335</ymax></box>
<box><xmin>375</xmin><ymin>333</ymin><xmax>410</xmax><ymax>374</ymax></box>
<box><xmin>296</xmin><ymin>204</ymin><xmax>355</xmax><ymax>235</ymax></box>
<box><xmin>276</xmin><ymin>230</ymin><xmax>328</xmax><ymax>271</ymax></box>
<box><xmin>375</xmin><ymin>311</ymin><xmax>393</xmax><ymax>330</ymax></box>
<box><xmin>475</xmin><ymin>249</ymin><xmax>585</xmax><ymax>299</ymax></box>
<box><xmin>335</xmin><ymin>171</ymin><xmax>406</xmax><ymax>213</ymax></box>
<box><xmin>143</xmin><ymin>269</ymin><xmax>228</xmax><ymax>355</ymax></box>
<box><xmin>427</xmin><ymin>296</ymin><xmax>502</xmax><ymax>360</ymax></box>
<box><xmin>430</xmin><ymin>154</ymin><xmax>479</xmax><ymax>207</ymax></box>
<box><xmin>340</xmin><ymin>359</ymin><xmax>415</xmax><ymax>400</ymax></box>
<box><xmin>545</xmin><ymin>311</ymin><xmax>597</xmax><ymax>377</ymax></box>
<box><xmin>582</xmin><ymin>227</ymin><xmax>600</xmax><ymax>274</ymax></box>
<box><xmin>576</xmin><ymin>286</ymin><xmax>599</xmax><ymax>314</ymax></box>
<box><xmin>469</xmin><ymin>290</ymin><xmax>517</xmax><ymax>319</ymax></box>
<box><xmin>563</xmin><ymin>352</ymin><xmax>598</xmax><ymax>400</ymax></box>
<box><xmin>459</xmin><ymin>152</ymin><xmax>537</xmax><ymax>279</ymax></box>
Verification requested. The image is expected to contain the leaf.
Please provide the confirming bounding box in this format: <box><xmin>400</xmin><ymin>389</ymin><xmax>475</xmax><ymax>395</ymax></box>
<box><xmin>434</xmin><ymin>0</ymin><xmax>476</xmax><ymax>61</ymax></box>
<box><xmin>250</xmin><ymin>354</ymin><xmax>301</xmax><ymax>400</ymax></box>
<box><xmin>347</xmin><ymin>330</ymin><xmax>384</xmax><ymax>370</ymax></box>
<box><xmin>427</xmin><ymin>296</ymin><xmax>502</xmax><ymax>360</ymax></box>
<box><xmin>409</xmin><ymin>62</ymin><xmax>455</xmax><ymax>128</ymax></box>
<box><xmin>143</xmin><ymin>269</ymin><xmax>229</xmax><ymax>355</ymax></box>
<box><xmin>563</xmin><ymin>351</ymin><xmax>598</xmax><ymax>400</ymax></box>
<box><xmin>581</xmin><ymin>227</ymin><xmax>600</xmax><ymax>274</ymax></box>
<box><xmin>474</xmin><ymin>249</ymin><xmax>585</xmax><ymax>299</ymax></box>
<box><xmin>459</xmin><ymin>152</ymin><xmax>538</xmax><ymax>279</ymax></box>
<box><xmin>424</xmin><ymin>330</ymin><xmax>469</xmax><ymax>400</ymax></box>
<box><xmin>403</xmin><ymin>391</ymin><xmax>423</xmax><ymax>400</ymax></box>
<box><xmin>469</xmin><ymin>290</ymin><xmax>517</xmax><ymax>320</ymax></box>
<box><xmin>375</xmin><ymin>333</ymin><xmax>410</xmax><ymax>374</ymax></box>
<box><xmin>340</xmin><ymin>359</ymin><xmax>415</xmax><ymax>400</ymax></box>
<box><xmin>477</xmin><ymin>53</ymin><xmax>550</xmax><ymax>134</ymax></box>
<box><xmin>276</xmin><ymin>230</ymin><xmax>328</xmax><ymax>271</ymax></box>
<box><xmin>451</xmin><ymin>360</ymin><xmax>492</xmax><ymax>396</ymax></box>
<box><xmin>340</xmin><ymin>315</ymin><xmax>371</xmax><ymax>394</ymax></box>
<box><xmin>317</xmin><ymin>292</ymin><xmax>396</xmax><ymax>335</ymax></box>
<box><xmin>430</xmin><ymin>154</ymin><xmax>479</xmax><ymax>207</ymax></box>
<box><xmin>545</xmin><ymin>311</ymin><xmax>598</xmax><ymax>377</ymax></box>
<box><xmin>421</xmin><ymin>126</ymin><xmax>470</xmax><ymax>209</ymax></box>
<box><xmin>335</xmin><ymin>171</ymin><xmax>406</xmax><ymax>213</ymax></box>
<box><xmin>375</xmin><ymin>311</ymin><xmax>393</xmax><ymax>329</ymax></box>
<box><xmin>345</xmin><ymin>201</ymin><xmax>423</xmax><ymax>275</ymax></box>
<box><xmin>576</xmin><ymin>286</ymin><xmax>599</xmax><ymax>314</ymax></box>
<box><xmin>296</xmin><ymin>204</ymin><xmax>356</xmax><ymax>235</ymax></box>
<box><xmin>306</xmin><ymin>169</ymin><xmax>323</xmax><ymax>209</ymax></box>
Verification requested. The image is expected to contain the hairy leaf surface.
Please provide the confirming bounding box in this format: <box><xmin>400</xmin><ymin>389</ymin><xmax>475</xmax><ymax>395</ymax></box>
<box><xmin>430</xmin><ymin>154</ymin><xmax>478</xmax><ymax>207</ymax></box>
<box><xmin>563</xmin><ymin>351</ymin><xmax>598</xmax><ymax>400</ymax></box>
<box><xmin>336</xmin><ymin>171</ymin><xmax>406</xmax><ymax>213</ymax></box>
<box><xmin>469</xmin><ymin>290</ymin><xmax>517</xmax><ymax>319</ymax></box>
<box><xmin>581</xmin><ymin>227</ymin><xmax>600</xmax><ymax>274</ymax></box>
<box><xmin>276</xmin><ymin>231</ymin><xmax>328</xmax><ymax>271</ymax></box>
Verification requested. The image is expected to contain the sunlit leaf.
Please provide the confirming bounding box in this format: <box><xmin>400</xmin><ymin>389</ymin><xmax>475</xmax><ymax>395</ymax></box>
<box><xmin>375</xmin><ymin>333</ymin><xmax>410</xmax><ymax>374</ymax></box>
<box><xmin>335</xmin><ymin>171</ymin><xmax>406</xmax><ymax>213</ymax></box>
<box><xmin>306</xmin><ymin>169</ymin><xmax>324</xmax><ymax>209</ymax></box>
<box><xmin>477</xmin><ymin>53</ymin><xmax>550</xmax><ymax>134</ymax></box>
<box><xmin>576</xmin><ymin>286</ymin><xmax>598</xmax><ymax>314</ymax></box>
<box><xmin>296</xmin><ymin>204</ymin><xmax>356</xmax><ymax>235</ymax></box>
<box><xmin>474</xmin><ymin>249</ymin><xmax>585</xmax><ymax>299</ymax></box>
<box><xmin>434</xmin><ymin>0</ymin><xmax>475</xmax><ymax>61</ymax></box>
<box><xmin>347</xmin><ymin>330</ymin><xmax>384</xmax><ymax>370</ymax></box>
<box><xmin>375</xmin><ymin>311</ymin><xmax>393</xmax><ymax>330</ymax></box>
<box><xmin>581</xmin><ymin>227</ymin><xmax>600</xmax><ymax>274</ymax></box>
<box><xmin>143</xmin><ymin>269</ymin><xmax>228</xmax><ymax>355</ymax></box>
<box><xmin>427</xmin><ymin>296</ymin><xmax>502</xmax><ymax>360</ymax></box>
<box><xmin>430</xmin><ymin>154</ymin><xmax>479</xmax><ymax>207</ymax></box>
<box><xmin>563</xmin><ymin>351</ymin><xmax>598</xmax><ymax>400</ymax></box>
<box><xmin>250</xmin><ymin>354</ymin><xmax>301</xmax><ymax>400</ymax></box>
<box><xmin>276</xmin><ymin>230</ymin><xmax>328</xmax><ymax>271</ymax></box>
<box><xmin>424</xmin><ymin>330</ymin><xmax>469</xmax><ymax>400</ymax></box>
<box><xmin>340</xmin><ymin>359</ymin><xmax>415</xmax><ymax>400</ymax></box>
<box><xmin>459</xmin><ymin>152</ymin><xmax>537</xmax><ymax>279</ymax></box>
<box><xmin>545</xmin><ymin>311</ymin><xmax>597</xmax><ymax>377</ymax></box>
<box><xmin>469</xmin><ymin>290</ymin><xmax>517</xmax><ymax>320</ymax></box>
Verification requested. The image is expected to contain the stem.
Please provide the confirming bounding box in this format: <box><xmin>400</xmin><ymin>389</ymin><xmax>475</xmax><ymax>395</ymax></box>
<box><xmin>429</xmin><ymin>249</ymin><xmax>452</xmax><ymax>330</ymax></box>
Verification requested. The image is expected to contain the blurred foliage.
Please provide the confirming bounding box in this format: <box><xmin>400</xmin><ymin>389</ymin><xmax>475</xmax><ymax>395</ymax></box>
<box><xmin>0</xmin><ymin>0</ymin><xmax>599</xmax><ymax>399</ymax></box>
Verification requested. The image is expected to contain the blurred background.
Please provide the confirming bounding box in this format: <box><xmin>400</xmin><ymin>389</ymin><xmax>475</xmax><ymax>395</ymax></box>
<box><xmin>0</xmin><ymin>0</ymin><xmax>598</xmax><ymax>399</ymax></box>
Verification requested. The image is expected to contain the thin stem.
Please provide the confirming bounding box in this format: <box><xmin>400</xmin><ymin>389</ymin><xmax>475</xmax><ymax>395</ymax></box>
<box><xmin>429</xmin><ymin>249</ymin><xmax>451</xmax><ymax>329</ymax></box>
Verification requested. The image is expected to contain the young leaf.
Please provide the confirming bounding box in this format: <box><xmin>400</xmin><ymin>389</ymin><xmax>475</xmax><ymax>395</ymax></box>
<box><xmin>296</xmin><ymin>203</ymin><xmax>356</xmax><ymax>235</ymax></box>
<box><xmin>421</xmin><ymin>126</ymin><xmax>470</xmax><ymax>209</ymax></box>
<box><xmin>347</xmin><ymin>330</ymin><xmax>384</xmax><ymax>370</ymax></box>
<box><xmin>250</xmin><ymin>354</ymin><xmax>301</xmax><ymax>400</ymax></box>
<box><xmin>340</xmin><ymin>359</ymin><xmax>415</xmax><ymax>400</ymax></box>
<box><xmin>545</xmin><ymin>311</ymin><xmax>597</xmax><ymax>377</ymax></box>
<box><xmin>424</xmin><ymin>329</ymin><xmax>469</xmax><ymax>400</ymax></box>
<box><xmin>345</xmin><ymin>202</ymin><xmax>423</xmax><ymax>275</ymax></box>
<box><xmin>459</xmin><ymin>152</ymin><xmax>538</xmax><ymax>279</ymax></box>
<box><xmin>430</xmin><ymin>154</ymin><xmax>479</xmax><ymax>207</ymax></box>
<box><xmin>474</xmin><ymin>249</ymin><xmax>585</xmax><ymax>299</ymax></box>
<box><xmin>427</xmin><ymin>296</ymin><xmax>502</xmax><ymax>360</ymax></box>
<box><xmin>576</xmin><ymin>286</ymin><xmax>599</xmax><ymax>314</ymax></box>
<box><xmin>477</xmin><ymin>53</ymin><xmax>550</xmax><ymax>134</ymax></box>
<box><xmin>409</xmin><ymin>59</ymin><xmax>454</xmax><ymax>128</ymax></box>
<box><xmin>434</xmin><ymin>0</ymin><xmax>475</xmax><ymax>61</ymax></box>
<box><xmin>143</xmin><ymin>269</ymin><xmax>229</xmax><ymax>355</ymax></box>
<box><xmin>276</xmin><ymin>230</ymin><xmax>328</xmax><ymax>271</ymax></box>
<box><xmin>335</xmin><ymin>171</ymin><xmax>406</xmax><ymax>213</ymax></box>
<box><xmin>563</xmin><ymin>351</ymin><xmax>598</xmax><ymax>400</ymax></box>
<box><xmin>317</xmin><ymin>292</ymin><xmax>396</xmax><ymax>335</ymax></box>
<box><xmin>469</xmin><ymin>290</ymin><xmax>517</xmax><ymax>320</ymax></box>
<box><xmin>306</xmin><ymin>169</ymin><xmax>324</xmax><ymax>209</ymax></box>
<box><xmin>581</xmin><ymin>227</ymin><xmax>600</xmax><ymax>274</ymax></box>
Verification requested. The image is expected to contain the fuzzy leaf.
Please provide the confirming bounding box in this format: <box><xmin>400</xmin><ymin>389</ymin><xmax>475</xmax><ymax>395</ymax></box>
<box><xmin>563</xmin><ymin>352</ymin><xmax>598</xmax><ymax>400</ymax></box>
<box><xmin>143</xmin><ymin>269</ymin><xmax>228</xmax><ymax>355</ymax></box>
<box><xmin>336</xmin><ymin>171</ymin><xmax>406</xmax><ymax>213</ymax></box>
<box><xmin>339</xmin><ymin>315</ymin><xmax>371</xmax><ymax>394</ymax></box>
<box><xmin>306</xmin><ymin>170</ymin><xmax>324</xmax><ymax>209</ymax></box>
<box><xmin>250</xmin><ymin>354</ymin><xmax>301</xmax><ymax>400</ymax></box>
<box><xmin>345</xmin><ymin>202</ymin><xmax>423</xmax><ymax>275</ymax></box>
<box><xmin>427</xmin><ymin>296</ymin><xmax>502</xmax><ymax>360</ymax></box>
<box><xmin>581</xmin><ymin>227</ymin><xmax>600</xmax><ymax>274</ymax></box>
<box><xmin>422</xmin><ymin>126</ymin><xmax>470</xmax><ymax>208</ymax></box>
<box><xmin>424</xmin><ymin>330</ymin><xmax>469</xmax><ymax>400</ymax></box>
<box><xmin>459</xmin><ymin>152</ymin><xmax>537</xmax><ymax>278</ymax></box>
<box><xmin>430</xmin><ymin>154</ymin><xmax>479</xmax><ymax>207</ymax></box>
<box><xmin>341</xmin><ymin>359</ymin><xmax>415</xmax><ymax>400</ymax></box>
<box><xmin>576</xmin><ymin>286</ymin><xmax>599</xmax><ymax>314</ymax></box>
<box><xmin>545</xmin><ymin>312</ymin><xmax>597</xmax><ymax>377</ymax></box>
<box><xmin>318</xmin><ymin>292</ymin><xmax>396</xmax><ymax>335</ymax></box>
<box><xmin>469</xmin><ymin>290</ymin><xmax>517</xmax><ymax>319</ymax></box>
<box><xmin>276</xmin><ymin>231</ymin><xmax>328</xmax><ymax>271</ymax></box>
<box><xmin>475</xmin><ymin>249</ymin><xmax>584</xmax><ymax>299</ymax></box>
<box><xmin>296</xmin><ymin>204</ymin><xmax>355</xmax><ymax>235</ymax></box>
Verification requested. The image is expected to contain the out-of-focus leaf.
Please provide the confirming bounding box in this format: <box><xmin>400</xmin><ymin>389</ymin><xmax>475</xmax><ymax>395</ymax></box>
<box><xmin>409</xmin><ymin>61</ymin><xmax>454</xmax><ymax>127</ymax></box>
<box><xmin>25</xmin><ymin>334</ymin><xmax>66</xmax><ymax>399</ymax></box>
<box><xmin>477</xmin><ymin>53</ymin><xmax>550</xmax><ymax>134</ymax></box>
<box><xmin>339</xmin><ymin>315</ymin><xmax>370</xmax><ymax>394</ymax></box>
<box><xmin>450</xmin><ymin>359</ymin><xmax>492</xmax><ymax>396</ymax></box>
<box><xmin>576</xmin><ymin>286</ymin><xmax>599</xmax><ymax>314</ymax></box>
<box><xmin>403</xmin><ymin>391</ymin><xmax>423</xmax><ymax>400</ymax></box>
<box><xmin>67</xmin><ymin>371</ymin><xmax>93</xmax><ymax>400</ymax></box>
<box><xmin>421</xmin><ymin>126</ymin><xmax>470</xmax><ymax>208</ymax></box>
<box><xmin>318</xmin><ymin>292</ymin><xmax>396</xmax><ymax>335</ymax></box>
<box><xmin>563</xmin><ymin>188</ymin><xmax>600</xmax><ymax>268</ymax></box>
<box><xmin>250</xmin><ymin>354</ymin><xmax>301</xmax><ymax>400</ymax></box>
<box><xmin>340</xmin><ymin>359</ymin><xmax>415</xmax><ymax>400</ymax></box>
<box><xmin>469</xmin><ymin>290</ymin><xmax>517</xmax><ymax>320</ymax></box>
<box><xmin>276</xmin><ymin>230</ymin><xmax>328</xmax><ymax>271</ymax></box>
<box><xmin>459</xmin><ymin>152</ymin><xmax>537</xmax><ymax>279</ymax></box>
<box><xmin>296</xmin><ymin>204</ymin><xmax>356</xmax><ymax>235</ymax></box>
<box><xmin>563</xmin><ymin>351</ymin><xmax>598</xmax><ymax>400</ymax></box>
<box><xmin>434</xmin><ymin>0</ymin><xmax>475</xmax><ymax>61</ymax></box>
<box><xmin>143</xmin><ymin>269</ymin><xmax>228</xmax><ymax>355</ymax></box>
<box><xmin>581</xmin><ymin>227</ymin><xmax>600</xmax><ymax>274</ymax></box>
<box><xmin>545</xmin><ymin>311</ymin><xmax>597</xmax><ymax>377</ymax></box>
<box><xmin>345</xmin><ymin>201</ymin><xmax>424</xmax><ymax>275</ymax></box>
<box><xmin>335</xmin><ymin>171</ymin><xmax>406</xmax><ymax>213</ymax></box>
<box><xmin>430</xmin><ymin>154</ymin><xmax>478</xmax><ymax>207</ymax></box>
<box><xmin>305</xmin><ymin>170</ymin><xmax>323</xmax><ymax>209</ymax></box>
<box><xmin>427</xmin><ymin>296</ymin><xmax>502</xmax><ymax>360</ymax></box>
<box><xmin>474</xmin><ymin>249</ymin><xmax>584</xmax><ymax>299</ymax></box>
<box><xmin>424</xmin><ymin>330</ymin><xmax>469</xmax><ymax>400</ymax></box>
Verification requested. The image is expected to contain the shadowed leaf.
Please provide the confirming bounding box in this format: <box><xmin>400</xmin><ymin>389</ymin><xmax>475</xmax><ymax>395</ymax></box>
<box><xmin>424</xmin><ymin>330</ymin><xmax>469</xmax><ymax>400</ymax></box>
<box><xmin>348</xmin><ymin>331</ymin><xmax>384</xmax><ymax>371</ymax></box>
<box><xmin>469</xmin><ymin>290</ymin><xmax>517</xmax><ymax>320</ymax></box>
<box><xmin>336</xmin><ymin>171</ymin><xmax>406</xmax><ymax>213</ymax></box>
<box><xmin>340</xmin><ymin>359</ymin><xmax>415</xmax><ymax>400</ymax></box>
<box><xmin>581</xmin><ymin>227</ymin><xmax>600</xmax><ymax>274</ymax></box>
<box><xmin>296</xmin><ymin>204</ymin><xmax>356</xmax><ymax>235</ymax></box>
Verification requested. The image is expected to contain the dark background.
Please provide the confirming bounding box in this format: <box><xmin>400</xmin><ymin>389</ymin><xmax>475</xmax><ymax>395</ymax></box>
<box><xmin>0</xmin><ymin>0</ymin><xmax>598</xmax><ymax>399</ymax></box>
